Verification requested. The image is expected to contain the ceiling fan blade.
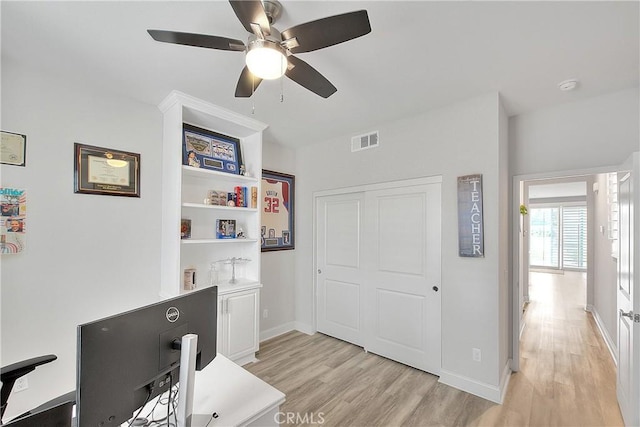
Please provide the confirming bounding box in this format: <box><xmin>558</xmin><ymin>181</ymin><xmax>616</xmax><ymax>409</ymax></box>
<box><xmin>285</xmin><ymin>56</ymin><xmax>337</xmax><ymax>98</ymax></box>
<box><xmin>147</xmin><ymin>30</ymin><xmax>245</xmax><ymax>51</ymax></box>
<box><xmin>235</xmin><ymin>66</ymin><xmax>263</xmax><ymax>98</ymax></box>
<box><xmin>281</xmin><ymin>10</ymin><xmax>371</xmax><ymax>54</ymax></box>
<box><xmin>229</xmin><ymin>1</ymin><xmax>270</xmax><ymax>36</ymax></box>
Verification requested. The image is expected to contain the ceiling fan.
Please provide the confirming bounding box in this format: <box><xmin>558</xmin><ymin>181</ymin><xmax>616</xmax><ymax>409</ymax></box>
<box><xmin>147</xmin><ymin>0</ymin><xmax>371</xmax><ymax>99</ymax></box>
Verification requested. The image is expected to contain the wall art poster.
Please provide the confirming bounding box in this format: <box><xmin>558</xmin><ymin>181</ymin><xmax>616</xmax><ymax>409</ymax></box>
<box><xmin>0</xmin><ymin>187</ymin><xmax>26</xmax><ymax>254</ymax></box>
<box><xmin>261</xmin><ymin>170</ymin><xmax>294</xmax><ymax>251</ymax></box>
<box><xmin>457</xmin><ymin>174</ymin><xmax>484</xmax><ymax>257</ymax></box>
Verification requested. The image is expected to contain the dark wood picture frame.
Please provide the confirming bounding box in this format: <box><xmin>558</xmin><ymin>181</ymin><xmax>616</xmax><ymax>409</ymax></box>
<box><xmin>74</xmin><ymin>143</ymin><xmax>140</xmax><ymax>197</ymax></box>
<box><xmin>261</xmin><ymin>170</ymin><xmax>295</xmax><ymax>251</ymax></box>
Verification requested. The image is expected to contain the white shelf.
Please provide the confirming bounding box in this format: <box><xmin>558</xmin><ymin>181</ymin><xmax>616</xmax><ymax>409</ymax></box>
<box><xmin>182</xmin><ymin>239</ymin><xmax>259</xmax><ymax>245</ymax></box>
<box><xmin>182</xmin><ymin>202</ymin><xmax>258</xmax><ymax>212</ymax></box>
<box><xmin>182</xmin><ymin>165</ymin><xmax>259</xmax><ymax>184</ymax></box>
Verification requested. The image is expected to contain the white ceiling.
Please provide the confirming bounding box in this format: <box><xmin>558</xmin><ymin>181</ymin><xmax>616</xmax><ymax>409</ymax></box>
<box><xmin>2</xmin><ymin>1</ymin><xmax>638</xmax><ymax>148</ymax></box>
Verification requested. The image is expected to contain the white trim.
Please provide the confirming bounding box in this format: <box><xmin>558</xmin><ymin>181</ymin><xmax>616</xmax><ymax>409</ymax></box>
<box><xmin>313</xmin><ymin>175</ymin><xmax>442</xmax><ymax>199</ymax></box>
<box><xmin>439</xmin><ymin>367</ymin><xmax>508</xmax><ymax>404</ymax></box>
<box><xmin>591</xmin><ymin>308</ymin><xmax>618</xmax><ymax>366</ymax></box>
<box><xmin>158</xmin><ymin>90</ymin><xmax>268</xmax><ymax>132</ymax></box>
<box><xmin>294</xmin><ymin>322</ymin><xmax>315</xmax><ymax>336</ymax></box>
<box><xmin>519</xmin><ymin>320</ymin><xmax>526</xmax><ymax>340</ymax></box>
<box><xmin>500</xmin><ymin>360</ymin><xmax>513</xmax><ymax>404</ymax></box>
<box><xmin>259</xmin><ymin>322</ymin><xmax>296</xmax><ymax>342</ymax></box>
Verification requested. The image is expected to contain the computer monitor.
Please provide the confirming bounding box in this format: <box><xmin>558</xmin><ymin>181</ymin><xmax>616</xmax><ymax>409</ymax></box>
<box><xmin>76</xmin><ymin>286</ymin><xmax>217</xmax><ymax>426</ymax></box>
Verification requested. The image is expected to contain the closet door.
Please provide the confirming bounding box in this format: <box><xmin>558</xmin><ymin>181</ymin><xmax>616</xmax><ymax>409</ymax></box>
<box><xmin>363</xmin><ymin>183</ymin><xmax>442</xmax><ymax>375</ymax></box>
<box><xmin>316</xmin><ymin>192</ymin><xmax>365</xmax><ymax>346</ymax></box>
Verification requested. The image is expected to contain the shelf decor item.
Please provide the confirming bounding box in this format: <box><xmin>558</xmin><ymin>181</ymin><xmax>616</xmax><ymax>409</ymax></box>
<box><xmin>181</xmin><ymin>219</ymin><xmax>191</xmax><ymax>239</ymax></box>
<box><xmin>74</xmin><ymin>143</ymin><xmax>140</xmax><ymax>197</ymax></box>
<box><xmin>183</xmin><ymin>123</ymin><xmax>242</xmax><ymax>175</ymax></box>
<box><xmin>216</xmin><ymin>219</ymin><xmax>237</xmax><ymax>239</ymax></box>
<box><xmin>261</xmin><ymin>170</ymin><xmax>295</xmax><ymax>252</ymax></box>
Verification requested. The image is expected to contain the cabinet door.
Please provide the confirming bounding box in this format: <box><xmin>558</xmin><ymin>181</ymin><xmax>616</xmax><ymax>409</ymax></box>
<box><xmin>222</xmin><ymin>289</ymin><xmax>259</xmax><ymax>361</ymax></box>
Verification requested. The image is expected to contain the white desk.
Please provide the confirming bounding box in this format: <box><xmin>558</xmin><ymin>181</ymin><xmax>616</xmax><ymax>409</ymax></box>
<box><xmin>133</xmin><ymin>354</ymin><xmax>284</xmax><ymax>427</ymax></box>
<box><xmin>190</xmin><ymin>354</ymin><xmax>285</xmax><ymax>426</ymax></box>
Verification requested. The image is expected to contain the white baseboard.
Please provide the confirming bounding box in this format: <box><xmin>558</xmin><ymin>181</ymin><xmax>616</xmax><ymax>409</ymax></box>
<box><xmin>439</xmin><ymin>363</ymin><xmax>511</xmax><ymax>404</ymax></box>
<box><xmin>499</xmin><ymin>360</ymin><xmax>512</xmax><ymax>404</ymax></box>
<box><xmin>294</xmin><ymin>321</ymin><xmax>315</xmax><ymax>335</ymax></box>
<box><xmin>259</xmin><ymin>321</ymin><xmax>315</xmax><ymax>342</ymax></box>
<box><xmin>591</xmin><ymin>308</ymin><xmax>617</xmax><ymax>366</ymax></box>
<box><xmin>260</xmin><ymin>322</ymin><xmax>296</xmax><ymax>342</ymax></box>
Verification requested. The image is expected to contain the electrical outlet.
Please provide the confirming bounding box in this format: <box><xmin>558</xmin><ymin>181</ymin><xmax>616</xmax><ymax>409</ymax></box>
<box><xmin>472</xmin><ymin>348</ymin><xmax>481</xmax><ymax>362</ymax></box>
<box><xmin>263</xmin><ymin>309</ymin><xmax>268</xmax><ymax>319</ymax></box>
<box><xmin>14</xmin><ymin>377</ymin><xmax>28</xmax><ymax>392</ymax></box>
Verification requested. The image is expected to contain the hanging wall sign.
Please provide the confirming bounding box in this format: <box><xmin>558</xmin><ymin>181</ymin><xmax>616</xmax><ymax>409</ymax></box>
<box><xmin>457</xmin><ymin>174</ymin><xmax>484</xmax><ymax>257</ymax></box>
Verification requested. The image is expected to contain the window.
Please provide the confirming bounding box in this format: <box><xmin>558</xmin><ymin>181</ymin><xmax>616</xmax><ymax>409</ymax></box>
<box><xmin>530</xmin><ymin>207</ymin><xmax>560</xmax><ymax>268</ymax></box>
<box><xmin>529</xmin><ymin>204</ymin><xmax>587</xmax><ymax>270</ymax></box>
<box><xmin>607</xmin><ymin>172</ymin><xmax>619</xmax><ymax>258</ymax></box>
<box><xmin>562</xmin><ymin>206</ymin><xmax>587</xmax><ymax>269</ymax></box>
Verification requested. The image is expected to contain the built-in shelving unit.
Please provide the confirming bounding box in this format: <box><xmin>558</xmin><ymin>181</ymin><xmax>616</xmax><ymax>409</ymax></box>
<box><xmin>158</xmin><ymin>90</ymin><xmax>267</xmax><ymax>297</ymax></box>
<box><xmin>158</xmin><ymin>91</ymin><xmax>266</xmax><ymax>364</ymax></box>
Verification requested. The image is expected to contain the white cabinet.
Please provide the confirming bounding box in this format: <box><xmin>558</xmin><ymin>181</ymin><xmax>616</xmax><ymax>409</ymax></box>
<box><xmin>158</xmin><ymin>91</ymin><xmax>266</xmax><ymax>364</ymax></box>
<box><xmin>218</xmin><ymin>284</ymin><xmax>261</xmax><ymax>365</ymax></box>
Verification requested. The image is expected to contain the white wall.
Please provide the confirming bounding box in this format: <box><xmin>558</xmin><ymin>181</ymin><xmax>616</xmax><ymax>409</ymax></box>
<box><xmin>1</xmin><ymin>63</ymin><xmax>164</xmax><ymax>418</ymax></box>
<box><xmin>592</xmin><ymin>173</ymin><xmax>619</xmax><ymax>354</ymax></box>
<box><xmin>295</xmin><ymin>93</ymin><xmax>509</xmax><ymax>399</ymax></box>
<box><xmin>510</xmin><ymin>87</ymin><xmax>639</xmax><ymax>176</ymax></box>
<box><xmin>260</xmin><ymin>139</ymin><xmax>296</xmax><ymax>339</ymax></box>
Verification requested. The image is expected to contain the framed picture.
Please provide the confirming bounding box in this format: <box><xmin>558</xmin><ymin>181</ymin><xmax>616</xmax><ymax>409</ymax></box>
<box><xmin>74</xmin><ymin>143</ymin><xmax>140</xmax><ymax>197</ymax></box>
<box><xmin>261</xmin><ymin>170</ymin><xmax>294</xmax><ymax>251</ymax></box>
<box><xmin>183</xmin><ymin>123</ymin><xmax>242</xmax><ymax>175</ymax></box>
<box><xmin>1</xmin><ymin>131</ymin><xmax>26</xmax><ymax>167</ymax></box>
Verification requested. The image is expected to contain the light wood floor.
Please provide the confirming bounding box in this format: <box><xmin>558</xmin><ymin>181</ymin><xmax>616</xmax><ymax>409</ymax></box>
<box><xmin>245</xmin><ymin>271</ymin><xmax>623</xmax><ymax>426</ymax></box>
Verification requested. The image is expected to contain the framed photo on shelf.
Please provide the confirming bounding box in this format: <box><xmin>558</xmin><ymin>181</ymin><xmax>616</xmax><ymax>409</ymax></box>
<box><xmin>261</xmin><ymin>170</ymin><xmax>294</xmax><ymax>251</ymax></box>
<box><xmin>74</xmin><ymin>143</ymin><xmax>140</xmax><ymax>197</ymax></box>
<box><xmin>182</xmin><ymin>123</ymin><xmax>242</xmax><ymax>175</ymax></box>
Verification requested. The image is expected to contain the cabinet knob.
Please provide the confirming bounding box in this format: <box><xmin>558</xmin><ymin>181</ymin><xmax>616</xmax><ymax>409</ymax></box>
<box><xmin>432</xmin><ymin>286</ymin><xmax>439</xmax><ymax>292</ymax></box>
<box><xmin>318</xmin><ymin>269</ymin><xmax>322</xmax><ymax>274</ymax></box>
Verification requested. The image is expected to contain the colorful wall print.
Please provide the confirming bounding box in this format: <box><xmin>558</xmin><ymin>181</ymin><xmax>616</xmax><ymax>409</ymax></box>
<box><xmin>1</xmin><ymin>187</ymin><xmax>26</xmax><ymax>254</ymax></box>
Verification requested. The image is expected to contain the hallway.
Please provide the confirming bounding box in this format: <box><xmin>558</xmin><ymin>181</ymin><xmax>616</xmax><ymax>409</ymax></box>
<box><xmin>496</xmin><ymin>271</ymin><xmax>623</xmax><ymax>425</ymax></box>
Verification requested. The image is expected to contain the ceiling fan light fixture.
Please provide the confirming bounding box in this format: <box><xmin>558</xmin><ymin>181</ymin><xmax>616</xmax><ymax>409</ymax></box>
<box><xmin>246</xmin><ymin>39</ymin><xmax>288</xmax><ymax>80</ymax></box>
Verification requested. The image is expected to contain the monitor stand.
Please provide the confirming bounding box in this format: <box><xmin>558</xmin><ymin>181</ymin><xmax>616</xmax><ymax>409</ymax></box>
<box><xmin>176</xmin><ymin>334</ymin><xmax>198</xmax><ymax>427</ymax></box>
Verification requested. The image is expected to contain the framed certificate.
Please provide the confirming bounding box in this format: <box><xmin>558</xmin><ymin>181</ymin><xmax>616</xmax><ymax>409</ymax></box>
<box><xmin>182</xmin><ymin>123</ymin><xmax>242</xmax><ymax>175</ymax></box>
<box><xmin>74</xmin><ymin>143</ymin><xmax>140</xmax><ymax>197</ymax></box>
<box><xmin>1</xmin><ymin>131</ymin><xmax>26</xmax><ymax>167</ymax></box>
<box><xmin>261</xmin><ymin>170</ymin><xmax>295</xmax><ymax>251</ymax></box>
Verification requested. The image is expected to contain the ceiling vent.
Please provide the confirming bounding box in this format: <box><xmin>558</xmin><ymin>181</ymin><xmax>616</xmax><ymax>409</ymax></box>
<box><xmin>351</xmin><ymin>131</ymin><xmax>379</xmax><ymax>152</ymax></box>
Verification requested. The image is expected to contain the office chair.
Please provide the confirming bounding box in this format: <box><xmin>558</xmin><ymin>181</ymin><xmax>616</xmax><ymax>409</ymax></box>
<box><xmin>1</xmin><ymin>355</ymin><xmax>74</xmax><ymax>426</ymax></box>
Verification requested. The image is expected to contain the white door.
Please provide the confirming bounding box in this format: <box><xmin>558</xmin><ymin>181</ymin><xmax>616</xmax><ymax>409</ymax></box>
<box><xmin>363</xmin><ymin>183</ymin><xmax>441</xmax><ymax>374</ymax></box>
<box><xmin>617</xmin><ymin>166</ymin><xmax>639</xmax><ymax>426</ymax></box>
<box><xmin>316</xmin><ymin>192</ymin><xmax>365</xmax><ymax>346</ymax></box>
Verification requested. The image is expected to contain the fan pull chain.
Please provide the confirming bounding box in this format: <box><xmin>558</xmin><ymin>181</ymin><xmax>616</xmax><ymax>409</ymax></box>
<box><xmin>280</xmin><ymin>59</ymin><xmax>285</xmax><ymax>103</ymax></box>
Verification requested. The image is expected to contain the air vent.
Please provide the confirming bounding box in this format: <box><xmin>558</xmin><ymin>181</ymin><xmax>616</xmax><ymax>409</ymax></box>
<box><xmin>351</xmin><ymin>131</ymin><xmax>379</xmax><ymax>152</ymax></box>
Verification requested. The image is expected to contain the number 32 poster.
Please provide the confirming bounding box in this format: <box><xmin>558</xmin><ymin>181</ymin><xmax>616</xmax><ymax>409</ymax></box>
<box><xmin>261</xmin><ymin>170</ymin><xmax>294</xmax><ymax>251</ymax></box>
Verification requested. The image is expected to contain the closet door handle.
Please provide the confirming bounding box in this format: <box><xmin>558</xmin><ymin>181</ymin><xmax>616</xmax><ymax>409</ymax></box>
<box><xmin>432</xmin><ymin>286</ymin><xmax>439</xmax><ymax>292</ymax></box>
